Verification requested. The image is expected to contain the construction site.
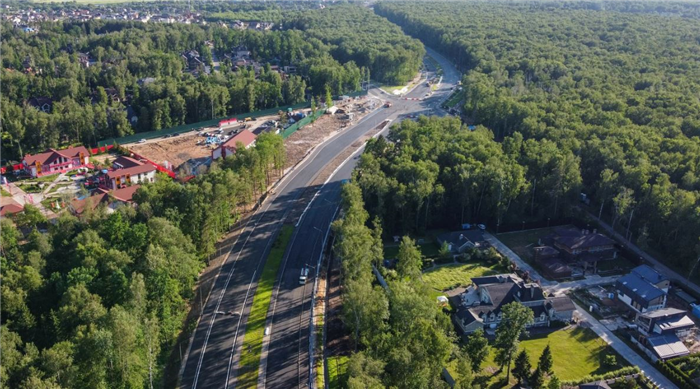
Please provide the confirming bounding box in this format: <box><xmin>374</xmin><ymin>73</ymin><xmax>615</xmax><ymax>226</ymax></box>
<box><xmin>124</xmin><ymin>96</ymin><xmax>380</xmax><ymax>176</ymax></box>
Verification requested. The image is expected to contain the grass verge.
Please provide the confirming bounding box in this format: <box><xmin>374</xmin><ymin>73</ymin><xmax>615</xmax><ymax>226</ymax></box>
<box><xmin>327</xmin><ymin>355</ymin><xmax>349</xmax><ymax>389</ymax></box>
<box><xmin>443</xmin><ymin>90</ymin><xmax>463</xmax><ymax>108</ymax></box>
<box><xmin>316</xmin><ymin>311</ymin><xmax>325</xmax><ymax>389</ymax></box>
<box><xmin>236</xmin><ymin>224</ymin><xmax>295</xmax><ymax>388</ymax></box>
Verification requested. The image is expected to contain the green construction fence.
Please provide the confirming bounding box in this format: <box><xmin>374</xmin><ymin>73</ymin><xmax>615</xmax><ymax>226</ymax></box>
<box><xmin>281</xmin><ymin>109</ymin><xmax>326</xmax><ymax>139</ymax></box>
<box><xmin>98</xmin><ymin>101</ymin><xmax>310</xmax><ymax>147</ymax></box>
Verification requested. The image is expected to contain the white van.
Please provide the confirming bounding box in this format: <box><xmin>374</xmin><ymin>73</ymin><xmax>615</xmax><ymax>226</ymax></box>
<box><xmin>299</xmin><ymin>267</ymin><xmax>309</xmax><ymax>285</ymax></box>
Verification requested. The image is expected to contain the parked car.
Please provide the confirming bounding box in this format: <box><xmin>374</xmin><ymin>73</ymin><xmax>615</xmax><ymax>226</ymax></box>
<box><xmin>138</xmin><ymin>139</ymin><xmax>146</xmax><ymax>143</ymax></box>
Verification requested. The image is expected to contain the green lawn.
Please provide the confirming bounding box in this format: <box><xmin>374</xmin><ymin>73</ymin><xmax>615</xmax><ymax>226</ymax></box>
<box><xmin>384</xmin><ymin>242</ymin><xmax>441</xmax><ymax>259</ymax></box>
<box><xmin>482</xmin><ymin>327</ymin><xmax>626</xmax><ymax>382</ymax></box>
<box><xmin>1</xmin><ymin>188</ymin><xmax>11</xmax><ymax>197</ymax></box>
<box><xmin>237</xmin><ymin>225</ymin><xmax>295</xmax><ymax>388</ymax></box>
<box><xmin>18</xmin><ymin>183</ymin><xmax>44</xmax><ymax>193</ymax></box>
<box><xmin>596</xmin><ymin>255</ymin><xmax>637</xmax><ymax>273</ymax></box>
<box><xmin>497</xmin><ymin>227</ymin><xmax>560</xmax><ymax>263</ymax></box>
<box><xmin>422</xmin><ymin>261</ymin><xmax>501</xmax><ymax>291</ymax></box>
<box><xmin>327</xmin><ymin>355</ymin><xmax>349</xmax><ymax>389</ymax></box>
<box><xmin>31</xmin><ymin>173</ymin><xmax>61</xmax><ymax>183</ymax></box>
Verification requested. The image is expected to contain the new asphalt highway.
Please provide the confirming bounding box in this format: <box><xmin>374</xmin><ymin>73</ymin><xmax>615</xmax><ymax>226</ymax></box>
<box><xmin>179</xmin><ymin>47</ymin><xmax>461</xmax><ymax>389</ymax></box>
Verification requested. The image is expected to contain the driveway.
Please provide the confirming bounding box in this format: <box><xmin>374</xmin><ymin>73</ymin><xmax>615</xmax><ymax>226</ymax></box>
<box><xmin>483</xmin><ymin>232</ymin><xmax>556</xmax><ymax>286</ymax></box>
<box><xmin>574</xmin><ymin>302</ymin><xmax>678</xmax><ymax>389</ymax></box>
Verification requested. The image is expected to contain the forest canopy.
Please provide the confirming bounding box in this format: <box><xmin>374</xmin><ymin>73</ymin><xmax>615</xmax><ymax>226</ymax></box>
<box><xmin>376</xmin><ymin>1</ymin><xmax>700</xmax><ymax>272</ymax></box>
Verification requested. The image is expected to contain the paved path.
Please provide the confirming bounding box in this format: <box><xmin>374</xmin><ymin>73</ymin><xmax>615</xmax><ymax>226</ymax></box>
<box><xmin>574</xmin><ymin>302</ymin><xmax>678</xmax><ymax>389</ymax></box>
<box><xmin>584</xmin><ymin>208</ymin><xmax>700</xmax><ymax>296</ymax></box>
<box><xmin>483</xmin><ymin>232</ymin><xmax>555</xmax><ymax>286</ymax></box>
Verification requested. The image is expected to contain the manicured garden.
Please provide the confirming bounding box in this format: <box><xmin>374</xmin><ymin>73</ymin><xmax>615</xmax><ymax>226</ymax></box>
<box><xmin>481</xmin><ymin>327</ymin><xmax>627</xmax><ymax>382</ymax></box>
<box><xmin>422</xmin><ymin>261</ymin><xmax>501</xmax><ymax>291</ymax></box>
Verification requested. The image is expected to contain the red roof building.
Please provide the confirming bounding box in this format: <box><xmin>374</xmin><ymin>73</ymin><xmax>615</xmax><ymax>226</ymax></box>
<box><xmin>70</xmin><ymin>185</ymin><xmax>142</xmax><ymax>215</ymax></box>
<box><xmin>22</xmin><ymin>146</ymin><xmax>90</xmax><ymax>177</ymax></box>
<box><xmin>100</xmin><ymin>156</ymin><xmax>157</xmax><ymax>190</ymax></box>
<box><xmin>0</xmin><ymin>197</ymin><xmax>24</xmax><ymax>216</ymax></box>
<box><xmin>212</xmin><ymin>130</ymin><xmax>257</xmax><ymax>160</ymax></box>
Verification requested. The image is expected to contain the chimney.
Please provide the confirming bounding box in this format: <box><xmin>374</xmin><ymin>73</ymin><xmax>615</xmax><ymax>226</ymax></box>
<box><xmin>459</xmin><ymin>234</ymin><xmax>464</xmax><ymax>241</ymax></box>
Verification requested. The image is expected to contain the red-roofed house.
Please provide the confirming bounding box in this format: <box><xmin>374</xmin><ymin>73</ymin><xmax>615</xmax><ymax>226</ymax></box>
<box><xmin>70</xmin><ymin>185</ymin><xmax>142</xmax><ymax>215</ymax></box>
<box><xmin>105</xmin><ymin>162</ymin><xmax>156</xmax><ymax>189</ymax></box>
<box><xmin>212</xmin><ymin>130</ymin><xmax>257</xmax><ymax>160</ymax></box>
<box><xmin>22</xmin><ymin>146</ymin><xmax>90</xmax><ymax>177</ymax></box>
<box><xmin>0</xmin><ymin>197</ymin><xmax>24</xmax><ymax>216</ymax></box>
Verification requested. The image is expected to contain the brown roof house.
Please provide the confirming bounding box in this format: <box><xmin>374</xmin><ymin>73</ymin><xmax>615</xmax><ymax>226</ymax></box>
<box><xmin>22</xmin><ymin>146</ymin><xmax>90</xmax><ymax>177</ymax></box>
<box><xmin>533</xmin><ymin>245</ymin><xmax>572</xmax><ymax>279</ymax></box>
<box><xmin>0</xmin><ymin>197</ymin><xmax>24</xmax><ymax>216</ymax></box>
<box><xmin>70</xmin><ymin>185</ymin><xmax>141</xmax><ymax>215</ymax></box>
<box><xmin>105</xmin><ymin>161</ymin><xmax>156</xmax><ymax>190</ymax></box>
<box><xmin>537</xmin><ymin>226</ymin><xmax>616</xmax><ymax>275</ymax></box>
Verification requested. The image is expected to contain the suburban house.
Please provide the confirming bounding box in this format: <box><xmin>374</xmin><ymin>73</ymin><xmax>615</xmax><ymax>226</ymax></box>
<box><xmin>436</xmin><ymin>230</ymin><xmax>488</xmax><ymax>254</ymax></box>
<box><xmin>212</xmin><ymin>130</ymin><xmax>257</xmax><ymax>160</ymax></box>
<box><xmin>616</xmin><ymin>265</ymin><xmax>669</xmax><ymax>313</ymax></box>
<box><xmin>70</xmin><ymin>185</ymin><xmax>141</xmax><ymax>215</ymax></box>
<box><xmin>0</xmin><ymin>197</ymin><xmax>24</xmax><ymax>216</ymax></box>
<box><xmin>104</xmin><ymin>158</ymin><xmax>156</xmax><ymax>189</ymax></box>
<box><xmin>535</xmin><ymin>226</ymin><xmax>617</xmax><ymax>274</ymax></box>
<box><xmin>26</xmin><ymin>97</ymin><xmax>53</xmax><ymax>113</ymax></box>
<box><xmin>533</xmin><ymin>245</ymin><xmax>572</xmax><ymax>279</ymax></box>
<box><xmin>22</xmin><ymin>146</ymin><xmax>90</xmax><ymax>177</ymax></box>
<box><xmin>451</xmin><ymin>273</ymin><xmax>575</xmax><ymax>334</ymax></box>
<box><xmin>636</xmin><ymin>308</ymin><xmax>695</xmax><ymax>338</ymax></box>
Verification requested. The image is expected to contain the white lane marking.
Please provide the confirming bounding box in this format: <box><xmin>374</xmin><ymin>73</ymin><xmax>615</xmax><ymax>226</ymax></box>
<box><xmin>224</xmin><ymin>268</ymin><xmax>258</xmax><ymax>388</ymax></box>
<box><xmin>295</xmin><ymin>119</ymin><xmax>393</xmax><ymax>228</ymax></box>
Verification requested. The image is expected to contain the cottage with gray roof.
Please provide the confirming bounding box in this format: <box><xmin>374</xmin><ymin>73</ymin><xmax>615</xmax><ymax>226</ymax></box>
<box><xmin>616</xmin><ymin>265</ymin><xmax>668</xmax><ymax>313</ymax></box>
<box><xmin>452</xmin><ymin>273</ymin><xmax>575</xmax><ymax>334</ymax></box>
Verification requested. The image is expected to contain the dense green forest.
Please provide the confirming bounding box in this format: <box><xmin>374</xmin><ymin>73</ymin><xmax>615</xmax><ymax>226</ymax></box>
<box><xmin>376</xmin><ymin>1</ymin><xmax>700</xmax><ymax>272</ymax></box>
<box><xmin>334</xmin><ymin>139</ymin><xmax>552</xmax><ymax>387</ymax></box>
<box><xmin>332</xmin><ymin>180</ymin><xmax>458</xmax><ymax>388</ymax></box>
<box><xmin>0</xmin><ymin>3</ymin><xmax>424</xmax><ymax>161</ymax></box>
<box><xmin>0</xmin><ymin>133</ymin><xmax>285</xmax><ymax>388</ymax></box>
<box><xmin>0</xmin><ymin>20</ymin><xmax>352</xmax><ymax>160</ymax></box>
<box><xmin>285</xmin><ymin>5</ymin><xmax>425</xmax><ymax>86</ymax></box>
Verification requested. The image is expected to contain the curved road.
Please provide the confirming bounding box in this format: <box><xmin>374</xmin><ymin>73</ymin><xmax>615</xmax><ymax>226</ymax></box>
<box><xmin>179</xmin><ymin>47</ymin><xmax>461</xmax><ymax>389</ymax></box>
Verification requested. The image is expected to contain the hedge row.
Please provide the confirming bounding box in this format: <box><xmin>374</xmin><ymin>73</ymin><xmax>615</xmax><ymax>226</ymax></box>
<box><xmin>561</xmin><ymin>366</ymin><xmax>640</xmax><ymax>386</ymax></box>
<box><xmin>657</xmin><ymin>359</ymin><xmax>700</xmax><ymax>389</ymax></box>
